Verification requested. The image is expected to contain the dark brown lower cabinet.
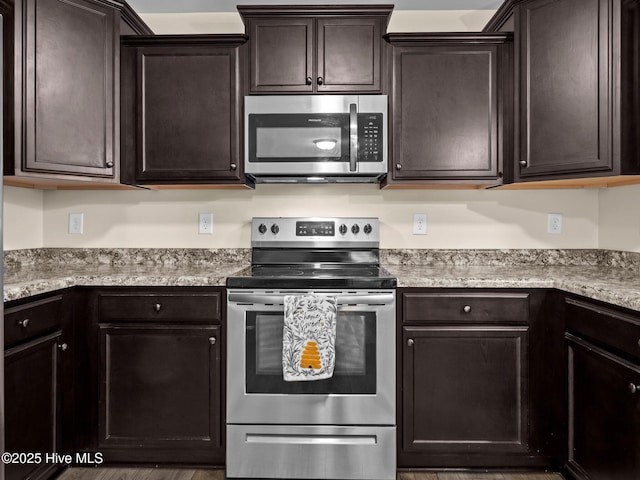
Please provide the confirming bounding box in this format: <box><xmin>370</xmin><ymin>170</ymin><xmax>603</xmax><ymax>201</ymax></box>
<box><xmin>5</xmin><ymin>333</ymin><xmax>63</xmax><ymax>480</ymax></box>
<box><xmin>402</xmin><ymin>326</ymin><xmax>529</xmax><ymax>458</ymax></box>
<box><xmin>93</xmin><ymin>288</ymin><xmax>225</xmax><ymax>465</ymax></box>
<box><xmin>566</xmin><ymin>335</ymin><xmax>640</xmax><ymax>479</ymax></box>
<box><xmin>398</xmin><ymin>289</ymin><xmax>563</xmax><ymax>469</ymax></box>
<box><xmin>4</xmin><ymin>293</ymin><xmax>71</xmax><ymax>480</ymax></box>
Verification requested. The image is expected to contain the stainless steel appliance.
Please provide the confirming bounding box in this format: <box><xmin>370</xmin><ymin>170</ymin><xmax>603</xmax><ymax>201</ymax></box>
<box><xmin>226</xmin><ymin>217</ymin><xmax>396</xmax><ymax>480</ymax></box>
<box><xmin>244</xmin><ymin>95</ymin><xmax>387</xmax><ymax>183</ymax></box>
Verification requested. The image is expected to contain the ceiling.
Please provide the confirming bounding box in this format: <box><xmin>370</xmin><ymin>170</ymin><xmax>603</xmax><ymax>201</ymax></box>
<box><xmin>126</xmin><ymin>0</ymin><xmax>504</xmax><ymax>14</ymax></box>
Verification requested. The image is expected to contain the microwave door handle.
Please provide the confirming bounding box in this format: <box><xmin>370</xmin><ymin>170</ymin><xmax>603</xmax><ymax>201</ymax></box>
<box><xmin>349</xmin><ymin>103</ymin><xmax>358</xmax><ymax>172</ymax></box>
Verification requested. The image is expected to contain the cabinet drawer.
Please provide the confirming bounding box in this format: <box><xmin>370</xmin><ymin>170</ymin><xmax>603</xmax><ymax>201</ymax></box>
<box><xmin>4</xmin><ymin>295</ymin><xmax>63</xmax><ymax>347</ymax></box>
<box><xmin>402</xmin><ymin>292</ymin><xmax>529</xmax><ymax>324</ymax></box>
<box><xmin>566</xmin><ymin>297</ymin><xmax>640</xmax><ymax>362</ymax></box>
<box><xmin>99</xmin><ymin>292</ymin><xmax>222</xmax><ymax>322</ymax></box>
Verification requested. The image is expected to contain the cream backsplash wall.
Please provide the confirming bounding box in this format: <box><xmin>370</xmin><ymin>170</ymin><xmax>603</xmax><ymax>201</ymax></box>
<box><xmin>598</xmin><ymin>184</ymin><xmax>640</xmax><ymax>253</ymax></box>
<box><xmin>4</xmin><ymin>186</ymin><xmax>44</xmax><ymax>250</ymax></box>
<box><xmin>38</xmin><ymin>185</ymin><xmax>599</xmax><ymax>250</ymax></box>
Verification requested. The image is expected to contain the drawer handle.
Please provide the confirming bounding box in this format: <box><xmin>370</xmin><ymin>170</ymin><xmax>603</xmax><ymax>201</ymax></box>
<box><xmin>209</xmin><ymin>337</ymin><xmax>217</xmax><ymax>345</ymax></box>
<box><xmin>407</xmin><ymin>339</ymin><xmax>414</xmax><ymax>347</ymax></box>
<box><xmin>154</xmin><ymin>303</ymin><xmax>162</xmax><ymax>312</ymax></box>
<box><xmin>630</xmin><ymin>383</ymin><xmax>640</xmax><ymax>394</ymax></box>
<box><xmin>58</xmin><ymin>343</ymin><xmax>68</xmax><ymax>352</ymax></box>
<box><xmin>18</xmin><ymin>318</ymin><xmax>30</xmax><ymax>328</ymax></box>
<box><xmin>463</xmin><ymin>305</ymin><xmax>472</xmax><ymax>313</ymax></box>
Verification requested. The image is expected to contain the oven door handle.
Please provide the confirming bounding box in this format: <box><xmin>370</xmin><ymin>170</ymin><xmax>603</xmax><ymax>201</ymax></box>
<box><xmin>228</xmin><ymin>292</ymin><xmax>394</xmax><ymax>306</ymax></box>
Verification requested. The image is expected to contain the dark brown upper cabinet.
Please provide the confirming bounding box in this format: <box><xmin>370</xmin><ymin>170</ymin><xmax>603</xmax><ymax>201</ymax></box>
<box><xmin>120</xmin><ymin>36</ymin><xmax>247</xmax><ymax>186</ymax></box>
<box><xmin>384</xmin><ymin>34</ymin><xmax>513</xmax><ymax>187</ymax></box>
<box><xmin>1</xmin><ymin>0</ymin><xmax>151</xmax><ymax>188</ymax></box>
<box><xmin>485</xmin><ymin>0</ymin><xmax>640</xmax><ymax>186</ymax></box>
<box><xmin>238</xmin><ymin>5</ymin><xmax>392</xmax><ymax>94</ymax></box>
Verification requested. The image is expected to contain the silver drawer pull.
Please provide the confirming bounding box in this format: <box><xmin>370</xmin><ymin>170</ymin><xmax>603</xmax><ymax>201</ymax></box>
<box><xmin>209</xmin><ymin>337</ymin><xmax>217</xmax><ymax>345</ymax></box>
<box><xmin>463</xmin><ymin>305</ymin><xmax>471</xmax><ymax>313</ymax></box>
<box><xmin>630</xmin><ymin>383</ymin><xmax>639</xmax><ymax>394</ymax></box>
<box><xmin>18</xmin><ymin>318</ymin><xmax>30</xmax><ymax>328</ymax></box>
<box><xmin>154</xmin><ymin>303</ymin><xmax>162</xmax><ymax>312</ymax></box>
<box><xmin>58</xmin><ymin>343</ymin><xmax>68</xmax><ymax>352</ymax></box>
<box><xmin>407</xmin><ymin>339</ymin><xmax>414</xmax><ymax>347</ymax></box>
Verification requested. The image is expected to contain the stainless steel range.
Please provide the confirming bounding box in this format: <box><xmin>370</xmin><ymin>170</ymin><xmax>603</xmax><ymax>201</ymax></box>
<box><xmin>226</xmin><ymin>217</ymin><xmax>396</xmax><ymax>480</ymax></box>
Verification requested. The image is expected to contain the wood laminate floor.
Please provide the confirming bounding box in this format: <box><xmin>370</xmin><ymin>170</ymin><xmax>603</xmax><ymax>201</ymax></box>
<box><xmin>56</xmin><ymin>468</ymin><xmax>565</xmax><ymax>480</ymax></box>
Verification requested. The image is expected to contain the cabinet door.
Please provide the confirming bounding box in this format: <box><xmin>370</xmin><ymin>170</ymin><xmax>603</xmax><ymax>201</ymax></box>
<box><xmin>134</xmin><ymin>45</ymin><xmax>241</xmax><ymax>182</ymax></box>
<box><xmin>18</xmin><ymin>0</ymin><xmax>117</xmax><ymax>178</ymax></box>
<box><xmin>249</xmin><ymin>17</ymin><xmax>314</xmax><ymax>93</ymax></box>
<box><xmin>98</xmin><ymin>324</ymin><xmax>222</xmax><ymax>463</ymax></box>
<box><xmin>391</xmin><ymin>45</ymin><xmax>501</xmax><ymax>180</ymax></box>
<box><xmin>316</xmin><ymin>17</ymin><xmax>382</xmax><ymax>93</ymax></box>
<box><xmin>517</xmin><ymin>0</ymin><xmax>612</xmax><ymax>178</ymax></box>
<box><xmin>4</xmin><ymin>332</ymin><xmax>63</xmax><ymax>480</ymax></box>
<box><xmin>567</xmin><ymin>335</ymin><xmax>640</xmax><ymax>480</ymax></box>
<box><xmin>402</xmin><ymin>326</ymin><xmax>530</xmax><ymax>458</ymax></box>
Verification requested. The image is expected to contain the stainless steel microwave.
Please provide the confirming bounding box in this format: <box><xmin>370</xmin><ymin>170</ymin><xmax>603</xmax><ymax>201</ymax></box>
<box><xmin>244</xmin><ymin>95</ymin><xmax>387</xmax><ymax>183</ymax></box>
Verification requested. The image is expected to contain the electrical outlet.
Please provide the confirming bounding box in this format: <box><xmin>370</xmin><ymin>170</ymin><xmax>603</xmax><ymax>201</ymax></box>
<box><xmin>547</xmin><ymin>213</ymin><xmax>563</xmax><ymax>234</ymax></box>
<box><xmin>199</xmin><ymin>213</ymin><xmax>213</xmax><ymax>235</ymax></box>
<box><xmin>68</xmin><ymin>213</ymin><xmax>84</xmax><ymax>234</ymax></box>
<box><xmin>412</xmin><ymin>213</ymin><xmax>427</xmax><ymax>235</ymax></box>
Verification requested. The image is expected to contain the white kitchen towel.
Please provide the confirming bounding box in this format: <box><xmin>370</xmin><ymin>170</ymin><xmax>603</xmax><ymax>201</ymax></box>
<box><xmin>282</xmin><ymin>294</ymin><xmax>337</xmax><ymax>381</ymax></box>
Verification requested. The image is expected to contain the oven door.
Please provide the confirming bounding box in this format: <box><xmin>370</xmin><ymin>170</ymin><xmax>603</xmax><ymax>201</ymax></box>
<box><xmin>226</xmin><ymin>289</ymin><xmax>396</xmax><ymax>426</ymax></box>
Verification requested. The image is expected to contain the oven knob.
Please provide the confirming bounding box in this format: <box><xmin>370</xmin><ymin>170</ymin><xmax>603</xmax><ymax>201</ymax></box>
<box><xmin>339</xmin><ymin>224</ymin><xmax>348</xmax><ymax>235</ymax></box>
<box><xmin>364</xmin><ymin>224</ymin><xmax>372</xmax><ymax>235</ymax></box>
<box><xmin>258</xmin><ymin>223</ymin><xmax>267</xmax><ymax>234</ymax></box>
<box><xmin>351</xmin><ymin>224</ymin><xmax>360</xmax><ymax>235</ymax></box>
<box><xmin>271</xmin><ymin>224</ymin><xmax>280</xmax><ymax>235</ymax></box>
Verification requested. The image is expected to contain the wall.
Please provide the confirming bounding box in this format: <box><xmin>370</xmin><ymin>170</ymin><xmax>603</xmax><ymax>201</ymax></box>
<box><xmin>4</xmin><ymin>186</ymin><xmax>44</xmax><ymax>250</ymax></box>
<box><xmin>139</xmin><ymin>10</ymin><xmax>497</xmax><ymax>35</ymax></box>
<box><xmin>598</xmin><ymin>184</ymin><xmax>640</xmax><ymax>253</ymax></box>
<box><xmin>39</xmin><ymin>185</ymin><xmax>599</xmax><ymax>249</ymax></box>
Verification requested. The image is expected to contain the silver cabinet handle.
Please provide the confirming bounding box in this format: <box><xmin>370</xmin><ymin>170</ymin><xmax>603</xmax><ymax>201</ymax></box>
<box><xmin>463</xmin><ymin>305</ymin><xmax>472</xmax><ymax>313</ymax></box>
<box><xmin>154</xmin><ymin>303</ymin><xmax>162</xmax><ymax>312</ymax></box>
<box><xmin>630</xmin><ymin>383</ymin><xmax>639</xmax><ymax>394</ymax></box>
<box><xmin>209</xmin><ymin>337</ymin><xmax>217</xmax><ymax>345</ymax></box>
<box><xmin>317</xmin><ymin>76</ymin><xmax>324</xmax><ymax>86</ymax></box>
<box><xmin>106</xmin><ymin>161</ymin><xmax>114</xmax><ymax>168</ymax></box>
<box><xmin>519</xmin><ymin>160</ymin><xmax>528</xmax><ymax>167</ymax></box>
<box><xmin>396</xmin><ymin>163</ymin><xmax>402</xmax><ymax>170</ymax></box>
<box><xmin>407</xmin><ymin>339</ymin><xmax>414</xmax><ymax>347</ymax></box>
<box><xmin>230</xmin><ymin>163</ymin><xmax>237</xmax><ymax>171</ymax></box>
<box><xmin>58</xmin><ymin>343</ymin><xmax>68</xmax><ymax>351</ymax></box>
<box><xmin>18</xmin><ymin>318</ymin><xmax>30</xmax><ymax>328</ymax></box>
<box><xmin>305</xmin><ymin>76</ymin><xmax>312</xmax><ymax>85</ymax></box>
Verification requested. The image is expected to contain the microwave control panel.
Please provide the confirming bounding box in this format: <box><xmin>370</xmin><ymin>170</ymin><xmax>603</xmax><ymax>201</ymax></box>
<box><xmin>358</xmin><ymin>113</ymin><xmax>383</xmax><ymax>162</ymax></box>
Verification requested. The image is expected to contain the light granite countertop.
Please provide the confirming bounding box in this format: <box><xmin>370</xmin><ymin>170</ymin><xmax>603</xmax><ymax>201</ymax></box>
<box><xmin>3</xmin><ymin>248</ymin><xmax>640</xmax><ymax>313</ymax></box>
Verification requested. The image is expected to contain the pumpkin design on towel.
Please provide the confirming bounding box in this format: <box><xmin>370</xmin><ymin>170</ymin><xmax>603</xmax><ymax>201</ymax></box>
<box><xmin>282</xmin><ymin>295</ymin><xmax>337</xmax><ymax>381</ymax></box>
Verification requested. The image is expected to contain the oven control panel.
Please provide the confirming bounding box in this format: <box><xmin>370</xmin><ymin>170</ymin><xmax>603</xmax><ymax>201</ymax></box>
<box><xmin>252</xmin><ymin>217</ymin><xmax>379</xmax><ymax>247</ymax></box>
